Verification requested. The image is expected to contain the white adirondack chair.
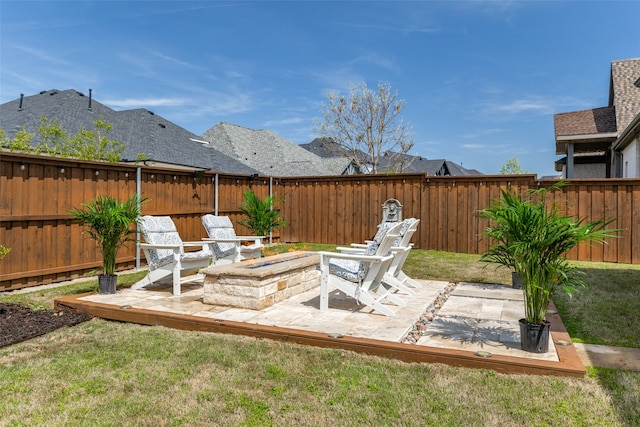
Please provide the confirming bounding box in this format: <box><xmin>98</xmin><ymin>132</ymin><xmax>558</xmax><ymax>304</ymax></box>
<box><xmin>383</xmin><ymin>218</ymin><xmax>422</xmax><ymax>290</ymax></box>
<box><xmin>133</xmin><ymin>216</ymin><xmax>214</xmax><ymax>296</ymax></box>
<box><xmin>201</xmin><ymin>215</ymin><xmax>264</xmax><ymax>265</ymax></box>
<box><xmin>318</xmin><ymin>221</ymin><xmax>406</xmax><ymax>317</ymax></box>
<box><xmin>340</xmin><ymin>218</ymin><xmax>422</xmax><ymax>295</ymax></box>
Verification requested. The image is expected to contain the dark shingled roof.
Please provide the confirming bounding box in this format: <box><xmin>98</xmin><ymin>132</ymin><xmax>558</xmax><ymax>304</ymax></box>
<box><xmin>301</xmin><ymin>138</ymin><xmax>482</xmax><ymax>176</ymax></box>
<box><xmin>300</xmin><ymin>138</ymin><xmax>348</xmax><ymax>158</ymax></box>
<box><xmin>554</xmin><ymin>106</ymin><xmax>617</xmax><ymax>137</ymax></box>
<box><xmin>0</xmin><ymin>89</ymin><xmax>258</xmax><ymax>174</ymax></box>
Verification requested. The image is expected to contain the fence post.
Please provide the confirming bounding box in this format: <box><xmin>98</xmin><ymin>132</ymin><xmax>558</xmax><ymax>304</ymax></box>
<box><xmin>136</xmin><ymin>166</ymin><xmax>142</xmax><ymax>270</ymax></box>
<box><xmin>269</xmin><ymin>176</ymin><xmax>273</xmax><ymax>245</ymax></box>
<box><xmin>214</xmin><ymin>174</ymin><xmax>219</xmax><ymax>216</ymax></box>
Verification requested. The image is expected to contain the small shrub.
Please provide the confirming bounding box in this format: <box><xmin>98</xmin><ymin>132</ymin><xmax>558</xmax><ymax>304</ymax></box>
<box><xmin>238</xmin><ymin>189</ymin><xmax>288</xmax><ymax>236</ymax></box>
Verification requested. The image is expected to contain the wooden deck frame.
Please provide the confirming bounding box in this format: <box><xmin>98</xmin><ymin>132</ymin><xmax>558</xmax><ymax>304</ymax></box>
<box><xmin>55</xmin><ymin>295</ymin><xmax>585</xmax><ymax>377</ymax></box>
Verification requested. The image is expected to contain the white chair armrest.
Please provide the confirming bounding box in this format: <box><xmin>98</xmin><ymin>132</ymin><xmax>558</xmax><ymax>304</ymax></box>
<box><xmin>336</xmin><ymin>246</ymin><xmax>365</xmax><ymax>254</ymax></box>
<box><xmin>235</xmin><ymin>236</ymin><xmax>264</xmax><ymax>246</ymax></box>
<box><xmin>139</xmin><ymin>243</ymin><xmax>181</xmax><ymax>249</ymax></box>
<box><xmin>181</xmin><ymin>241</ymin><xmax>213</xmax><ymax>248</ymax></box>
<box><xmin>318</xmin><ymin>251</ymin><xmax>387</xmax><ymax>263</ymax></box>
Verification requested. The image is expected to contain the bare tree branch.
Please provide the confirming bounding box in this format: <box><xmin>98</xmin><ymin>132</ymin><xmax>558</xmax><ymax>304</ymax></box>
<box><xmin>314</xmin><ymin>82</ymin><xmax>414</xmax><ymax>174</ymax></box>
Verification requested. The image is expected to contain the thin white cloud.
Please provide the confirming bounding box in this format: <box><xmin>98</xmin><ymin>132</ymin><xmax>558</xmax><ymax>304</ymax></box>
<box><xmin>479</xmin><ymin>95</ymin><xmax>592</xmax><ymax>119</ymax></box>
<box><xmin>350</xmin><ymin>51</ymin><xmax>398</xmax><ymax>72</ymax></box>
<box><xmin>103</xmin><ymin>98</ymin><xmax>186</xmax><ymax>108</ymax></box>
<box><xmin>126</xmin><ymin>2</ymin><xmax>247</xmax><ymax>19</ymax></box>
<box><xmin>117</xmin><ymin>52</ymin><xmax>161</xmax><ymax>79</ymax></box>
<box><xmin>462</xmin><ymin>143</ymin><xmax>491</xmax><ymax>150</ymax></box>
<box><xmin>493</xmin><ymin>98</ymin><xmax>554</xmax><ymax>115</ymax></box>
<box><xmin>152</xmin><ymin>51</ymin><xmax>204</xmax><ymax>70</ymax></box>
<box><xmin>10</xmin><ymin>44</ymin><xmax>70</xmax><ymax>66</ymax></box>
<box><xmin>169</xmin><ymin>91</ymin><xmax>255</xmax><ymax>124</ymax></box>
<box><xmin>339</xmin><ymin>22</ymin><xmax>441</xmax><ymax>34</ymax></box>
<box><xmin>298</xmin><ymin>50</ymin><xmax>396</xmax><ymax>94</ymax></box>
<box><xmin>457</xmin><ymin>0</ymin><xmax>523</xmax><ymax>25</ymax></box>
<box><xmin>225</xmin><ymin>70</ymin><xmax>245</xmax><ymax>79</ymax></box>
<box><xmin>2</xmin><ymin>18</ymin><xmax>83</xmax><ymax>33</ymax></box>
<box><xmin>263</xmin><ymin>117</ymin><xmax>306</xmax><ymax>127</ymax></box>
<box><xmin>461</xmin><ymin>128</ymin><xmax>506</xmax><ymax>139</ymax></box>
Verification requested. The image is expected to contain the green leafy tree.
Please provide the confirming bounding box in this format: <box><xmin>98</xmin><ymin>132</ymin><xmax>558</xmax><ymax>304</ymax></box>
<box><xmin>67</xmin><ymin>118</ymin><xmax>125</xmax><ymax>162</ymax></box>
<box><xmin>34</xmin><ymin>116</ymin><xmax>69</xmax><ymax>156</ymax></box>
<box><xmin>0</xmin><ymin>115</ymin><xmax>125</xmax><ymax>162</ymax></box>
<box><xmin>315</xmin><ymin>81</ymin><xmax>414</xmax><ymax>174</ymax></box>
<box><xmin>500</xmin><ymin>157</ymin><xmax>527</xmax><ymax>174</ymax></box>
<box><xmin>0</xmin><ymin>245</ymin><xmax>10</xmax><ymax>260</ymax></box>
<box><xmin>1</xmin><ymin>125</ymin><xmax>34</xmax><ymax>152</ymax></box>
<box><xmin>238</xmin><ymin>189</ymin><xmax>288</xmax><ymax>237</ymax></box>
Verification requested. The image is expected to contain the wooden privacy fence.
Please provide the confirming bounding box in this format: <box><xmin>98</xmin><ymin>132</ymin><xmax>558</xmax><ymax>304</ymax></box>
<box><xmin>2</xmin><ymin>152</ymin><xmax>639</xmax><ymax>291</ymax></box>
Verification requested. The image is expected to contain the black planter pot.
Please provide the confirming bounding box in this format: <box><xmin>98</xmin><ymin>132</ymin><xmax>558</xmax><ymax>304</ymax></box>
<box><xmin>511</xmin><ymin>272</ymin><xmax>522</xmax><ymax>289</ymax></box>
<box><xmin>519</xmin><ymin>318</ymin><xmax>551</xmax><ymax>353</ymax></box>
<box><xmin>98</xmin><ymin>274</ymin><xmax>117</xmax><ymax>295</ymax></box>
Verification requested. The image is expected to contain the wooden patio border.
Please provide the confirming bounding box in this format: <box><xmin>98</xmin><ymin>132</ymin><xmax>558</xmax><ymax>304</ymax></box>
<box><xmin>55</xmin><ymin>295</ymin><xmax>585</xmax><ymax>377</ymax></box>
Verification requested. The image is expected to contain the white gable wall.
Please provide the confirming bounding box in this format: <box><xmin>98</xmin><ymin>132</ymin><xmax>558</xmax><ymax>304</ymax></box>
<box><xmin>622</xmin><ymin>136</ymin><xmax>640</xmax><ymax>177</ymax></box>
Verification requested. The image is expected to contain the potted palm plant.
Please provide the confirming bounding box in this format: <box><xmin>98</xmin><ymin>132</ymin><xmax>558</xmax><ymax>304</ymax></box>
<box><xmin>238</xmin><ymin>189</ymin><xmax>288</xmax><ymax>239</ymax></box>
<box><xmin>69</xmin><ymin>194</ymin><xmax>144</xmax><ymax>294</ymax></box>
<box><xmin>480</xmin><ymin>182</ymin><xmax>618</xmax><ymax>352</ymax></box>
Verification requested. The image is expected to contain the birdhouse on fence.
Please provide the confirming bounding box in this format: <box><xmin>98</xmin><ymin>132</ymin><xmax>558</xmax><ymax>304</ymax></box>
<box><xmin>381</xmin><ymin>199</ymin><xmax>403</xmax><ymax>223</ymax></box>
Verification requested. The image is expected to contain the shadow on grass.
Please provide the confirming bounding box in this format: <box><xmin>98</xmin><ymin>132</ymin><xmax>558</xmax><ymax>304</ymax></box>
<box><xmin>553</xmin><ymin>267</ymin><xmax>640</xmax><ymax>348</ymax></box>
<box><xmin>587</xmin><ymin>366</ymin><xmax>640</xmax><ymax>426</ymax></box>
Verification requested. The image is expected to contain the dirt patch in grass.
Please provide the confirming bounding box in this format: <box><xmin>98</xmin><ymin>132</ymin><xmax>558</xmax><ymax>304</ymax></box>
<box><xmin>0</xmin><ymin>302</ymin><xmax>93</xmax><ymax>347</ymax></box>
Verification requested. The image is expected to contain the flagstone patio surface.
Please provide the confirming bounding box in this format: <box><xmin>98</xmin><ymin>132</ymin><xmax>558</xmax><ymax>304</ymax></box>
<box><xmin>75</xmin><ymin>278</ymin><xmax>560</xmax><ymax>362</ymax></box>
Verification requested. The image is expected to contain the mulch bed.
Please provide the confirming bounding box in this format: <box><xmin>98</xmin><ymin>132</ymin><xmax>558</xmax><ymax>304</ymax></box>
<box><xmin>0</xmin><ymin>303</ymin><xmax>93</xmax><ymax>348</ymax></box>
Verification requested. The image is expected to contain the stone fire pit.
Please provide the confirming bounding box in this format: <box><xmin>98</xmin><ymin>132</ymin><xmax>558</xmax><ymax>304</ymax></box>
<box><xmin>201</xmin><ymin>251</ymin><xmax>320</xmax><ymax>310</ymax></box>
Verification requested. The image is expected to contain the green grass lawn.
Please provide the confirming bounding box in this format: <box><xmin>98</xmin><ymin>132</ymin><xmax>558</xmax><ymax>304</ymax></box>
<box><xmin>1</xmin><ymin>247</ymin><xmax>639</xmax><ymax>426</ymax></box>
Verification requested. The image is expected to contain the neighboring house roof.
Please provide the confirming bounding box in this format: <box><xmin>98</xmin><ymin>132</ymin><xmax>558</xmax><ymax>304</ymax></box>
<box><xmin>553</xmin><ymin>106</ymin><xmax>618</xmax><ymax>155</ymax></box>
<box><xmin>445</xmin><ymin>161</ymin><xmax>483</xmax><ymax>176</ymax></box>
<box><xmin>554</xmin><ymin>58</ymin><xmax>640</xmax><ymax>157</ymax></box>
<box><xmin>301</xmin><ymin>137</ymin><xmax>482</xmax><ymax>176</ymax></box>
<box><xmin>610</xmin><ymin>59</ymin><xmax>640</xmax><ymax>153</ymax></box>
<box><xmin>322</xmin><ymin>157</ymin><xmax>353</xmax><ymax>175</ymax></box>
<box><xmin>200</xmin><ymin>122</ymin><xmax>348</xmax><ymax>176</ymax></box>
<box><xmin>610</xmin><ymin>58</ymin><xmax>640</xmax><ymax>132</ymax></box>
<box><xmin>395</xmin><ymin>155</ymin><xmax>445</xmax><ymax>174</ymax></box>
<box><xmin>300</xmin><ymin>138</ymin><xmax>362</xmax><ymax>174</ymax></box>
<box><xmin>554</xmin><ymin>106</ymin><xmax>617</xmax><ymax>137</ymax></box>
<box><xmin>404</xmin><ymin>157</ymin><xmax>482</xmax><ymax>176</ymax></box>
<box><xmin>300</xmin><ymin>137</ymin><xmax>346</xmax><ymax>158</ymax></box>
<box><xmin>0</xmin><ymin>89</ymin><xmax>258</xmax><ymax>174</ymax></box>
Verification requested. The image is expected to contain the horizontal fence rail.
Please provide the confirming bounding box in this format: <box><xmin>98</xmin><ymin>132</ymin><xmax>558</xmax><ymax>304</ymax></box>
<box><xmin>2</xmin><ymin>152</ymin><xmax>639</xmax><ymax>290</ymax></box>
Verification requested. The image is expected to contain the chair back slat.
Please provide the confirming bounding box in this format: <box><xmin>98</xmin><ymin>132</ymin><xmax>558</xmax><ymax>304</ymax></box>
<box><xmin>139</xmin><ymin>216</ymin><xmax>184</xmax><ymax>267</ymax></box>
<box><xmin>202</xmin><ymin>215</ymin><xmax>239</xmax><ymax>257</ymax></box>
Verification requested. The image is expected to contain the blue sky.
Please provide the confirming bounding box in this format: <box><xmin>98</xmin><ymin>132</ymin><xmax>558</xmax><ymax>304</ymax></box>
<box><xmin>1</xmin><ymin>1</ymin><xmax>639</xmax><ymax>176</ymax></box>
